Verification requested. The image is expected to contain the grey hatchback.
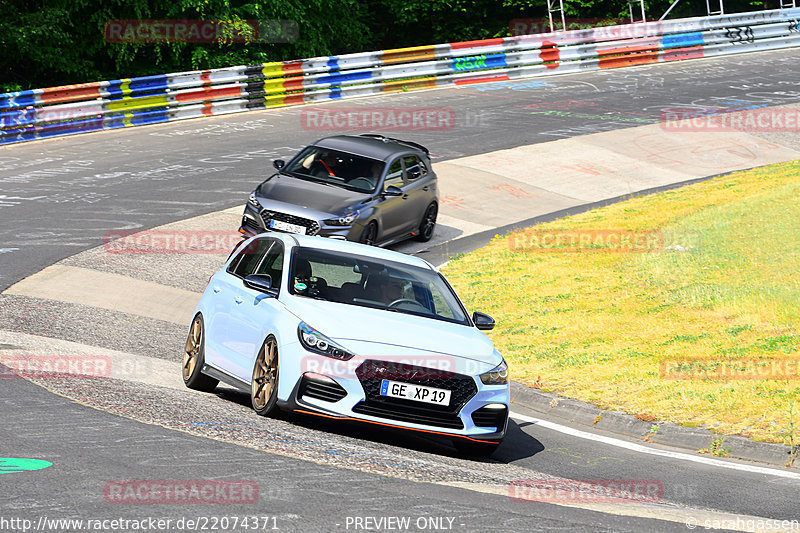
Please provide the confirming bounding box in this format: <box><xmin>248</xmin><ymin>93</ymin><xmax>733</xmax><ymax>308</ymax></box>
<box><xmin>239</xmin><ymin>134</ymin><xmax>439</xmax><ymax>246</ymax></box>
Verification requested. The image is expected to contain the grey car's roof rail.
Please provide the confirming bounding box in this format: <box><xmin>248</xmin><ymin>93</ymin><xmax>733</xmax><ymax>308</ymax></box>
<box><xmin>358</xmin><ymin>134</ymin><xmax>429</xmax><ymax>155</ymax></box>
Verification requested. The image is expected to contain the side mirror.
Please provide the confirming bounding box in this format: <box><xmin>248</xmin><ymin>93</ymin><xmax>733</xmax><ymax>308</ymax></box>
<box><xmin>244</xmin><ymin>274</ymin><xmax>278</xmax><ymax>296</ymax></box>
<box><xmin>273</xmin><ymin>159</ymin><xmax>285</xmax><ymax>170</ymax></box>
<box><xmin>473</xmin><ymin>311</ymin><xmax>495</xmax><ymax>331</ymax></box>
<box><xmin>384</xmin><ymin>185</ymin><xmax>403</xmax><ymax>197</ymax></box>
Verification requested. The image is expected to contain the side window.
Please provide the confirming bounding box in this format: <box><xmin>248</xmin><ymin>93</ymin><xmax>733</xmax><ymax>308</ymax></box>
<box><xmin>228</xmin><ymin>238</ymin><xmax>272</xmax><ymax>278</ymax></box>
<box><xmin>253</xmin><ymin>242</ymin><xmax>284</xmax><ymax>290</ymax></box>
<box><xmin>403</xmin><ymin>155</ymin><xmax>427</xmax><ymax>180</ymax></box>
<box><xmin>383</xmin><ymin>159</ymin><xmax>404</xmax><ymax>190</ymax></box>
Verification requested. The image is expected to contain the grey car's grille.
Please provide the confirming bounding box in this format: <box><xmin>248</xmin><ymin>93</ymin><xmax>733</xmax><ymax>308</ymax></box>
<box><xmin>260</xmin><ymin>210</ymin><xmax>320</xmax><ymax>236</ymax></box>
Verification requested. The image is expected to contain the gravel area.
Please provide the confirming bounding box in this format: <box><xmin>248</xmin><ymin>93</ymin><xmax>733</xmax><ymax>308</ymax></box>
<box><xmin>59</xmin><ymin>208</ymin><xmax>241</xmax><ymax>293</ymax></box>
<box><xmin>0</xmin><ymin>294</ymin><xmax>186</xmax><ymax>361</ymax></box>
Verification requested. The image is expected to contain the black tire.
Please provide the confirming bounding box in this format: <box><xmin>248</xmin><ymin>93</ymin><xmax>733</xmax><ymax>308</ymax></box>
<box><xmin>414</xmin><ymin>203</ymin><xmax>437</xmax><ymax>242</ymax></box>
<box><xmin>453</xmin><ymin>439</ymin><xmax>501</xmax><ymax>457</ymax></box>
<box><xmin>251</xmin><ymin>335</ymin><xmax>280</xmax><ymax>416</ymax></box>
<box><xmin>183</xmin><ymin>314</ymin><xmax>219</xmax><ymax>392</ymax></box>
<box><xmin>359</xmin><ymin>221</ymin><xmax>378</xmax><ymax>246</ymax></box>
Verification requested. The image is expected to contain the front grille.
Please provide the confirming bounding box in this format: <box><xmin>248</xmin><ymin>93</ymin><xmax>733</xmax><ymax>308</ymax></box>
<box><xmin>353</xmin><ymin>359</ymin><xmax>478</xmax><ymax>430</ymax></box>
<box><xmin>471</xmin><ymin>405</ymin><xmax>508</xmax><ymax>429</ymax></box>
<box><xmin>260</xmin><ymin>210</ymin><xmax>320</xmax><ymax>236</ymax></box>
<box><xmin>299</xmin><ymin>376</ymin><xmax>347</xmax><ymax>403</ymax></box>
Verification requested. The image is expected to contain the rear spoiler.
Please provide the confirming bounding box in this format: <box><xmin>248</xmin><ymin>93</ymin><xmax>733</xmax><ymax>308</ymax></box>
<box><xmin>358</xmin><ymin>134</ymin><xmax>430</xmax><ymax>156</ymax></box>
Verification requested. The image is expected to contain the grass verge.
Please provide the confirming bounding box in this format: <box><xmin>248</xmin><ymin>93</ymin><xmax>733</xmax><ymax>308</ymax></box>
<box><xmin>443</xmin><ymin>160</ymin><xmax>800</xmax><ymax>445</ymax></box>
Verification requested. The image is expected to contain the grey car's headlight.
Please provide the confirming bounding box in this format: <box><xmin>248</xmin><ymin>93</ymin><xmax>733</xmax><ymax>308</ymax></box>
<box><xmin>248</xmin><ymin>192</ymin><xmax>260</xmax><ymax>208</ymax></box>
<box><xmin>323</xmin><ymin>211</ymin><xmax>359</xmax><ymax>226</ymax></box>
<box><xmin>480</xmin><ymin>360</ymin><xmax>509</xmax><ymax>385</ymax></box>
<box><xmin>298</xmin><ymin>322</ymin><xmax>354</xmax><ymax>360</ymax></box>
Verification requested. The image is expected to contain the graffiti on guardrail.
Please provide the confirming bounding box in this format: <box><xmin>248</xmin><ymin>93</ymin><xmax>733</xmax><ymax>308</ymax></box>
<box><xmin>3</xmin><ymin>8</ymin><xmax>800</xmax><ymax>146</ymax></box>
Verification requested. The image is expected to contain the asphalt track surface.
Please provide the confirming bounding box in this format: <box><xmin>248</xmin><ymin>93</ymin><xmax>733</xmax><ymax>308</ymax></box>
<box><xmin>2</xmin><ymin>50</ymin><xmax>800</xmax><ymax>532</ymax></box>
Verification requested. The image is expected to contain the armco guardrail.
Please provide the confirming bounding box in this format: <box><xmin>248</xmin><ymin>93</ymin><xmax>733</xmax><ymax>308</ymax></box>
<box><xmin>2</xmin><ymin>8</ymin><xmax>800</xmax><ymax>145</ymax></box>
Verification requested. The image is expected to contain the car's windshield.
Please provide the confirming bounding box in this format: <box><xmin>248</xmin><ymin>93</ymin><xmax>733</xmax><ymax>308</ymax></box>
<box><xmin>288</xmin><ymin>247</ymin><xmax>470</xmax><ymax>325</ymax></box>
<box><xmin>283</xmin><ymin>147</ymin><xmax>384</xmax><ymax>193</ymax></box>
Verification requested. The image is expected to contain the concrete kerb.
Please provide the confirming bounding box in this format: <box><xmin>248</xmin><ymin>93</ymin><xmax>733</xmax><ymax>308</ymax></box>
<box><xmin>421</xmin><ymin>172</ymin><xmax>726</xmax><ymax>266</ymax></box>
<box><xmin>510</xmin><ymin>383</ymin><xmax>799</xmax><ymax>470</ymax></box>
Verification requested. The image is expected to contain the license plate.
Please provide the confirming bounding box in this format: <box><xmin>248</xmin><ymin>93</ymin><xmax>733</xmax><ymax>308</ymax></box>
<box><xmin>269</xmin><ymin>219</ymin><xmax>306</xmax><ymax>235</ymax></box>
<box><xmin>380</xmin><ymin>379</ymin><xmax>451</xmax><ymax>406</ymax></box>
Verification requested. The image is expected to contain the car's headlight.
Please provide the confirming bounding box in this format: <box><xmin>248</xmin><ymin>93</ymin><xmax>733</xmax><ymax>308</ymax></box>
<box><xmin>480</xmin><ymin>360</ymin><xmax>509</xmax><ymax>385</ymax></box>
<box><xmin>297</xmin><ymin>322</ymin><xmax>354</xmax><ymax>360</ymax></box>
<box><xmin>248</xmin><ymin>192</ymin><xmax>260</xmax><ymax>208</ymax></box>
<box><xmin>323</xmin><ymin>211</ymin><xmax>359</xmax><ymax>226</ymax></box>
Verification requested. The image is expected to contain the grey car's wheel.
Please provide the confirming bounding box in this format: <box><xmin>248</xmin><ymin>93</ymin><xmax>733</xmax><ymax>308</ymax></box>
<box><xmin>415</xmin><ymin>203</ymin><xmax>437</xmax><ymax>242</ymax></box>
<box><xmin>251</xmin><ymin>336</ymin><xmax>280</xmax><ymax>416</ymax></box>
<box><xmin>359</xmin><ymin>221</ymin><xmax>378</xmax><ymax>246</ymax></box>
<box><xmin>183</xmin><ymin>314</ymin><xmax>219</xmax><ymax>392</ymax></box>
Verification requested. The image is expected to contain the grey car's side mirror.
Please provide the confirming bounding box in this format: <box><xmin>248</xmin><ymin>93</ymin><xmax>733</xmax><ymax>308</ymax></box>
<box><xmin>244</xmin><ymin>274</ymin><xmax>278</xmax><ymax>296</ymax></box>
<box><xmin>473</xmin><ymin>311</ymin><xmax>495</xmax><ymax>331</ymax></box>
<box><xmin>384</xmin><ymin>185</ymin><xmax>403</xmax><ymax>197</ymax></box>
<box><xmin>273</xmin><ymin>160</ymin><xmax>285</xmax><ymax>170</ymax></box>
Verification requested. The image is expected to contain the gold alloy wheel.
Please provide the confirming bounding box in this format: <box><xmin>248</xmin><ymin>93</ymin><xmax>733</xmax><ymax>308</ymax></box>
<box><xmin>183</xmin><ymin>316</ymin><xmax>202</xmax><ymax>381</ymax></box>
<box><xmin>252</xmin><ymin>338</ymin><xmax>278</xmax><ymax>410</ymax></box>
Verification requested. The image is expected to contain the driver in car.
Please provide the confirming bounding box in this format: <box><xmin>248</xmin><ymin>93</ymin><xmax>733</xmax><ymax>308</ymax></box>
<box><xmin>309</xmin><ymin>152</ymin><xmax>341</xmax><ymax>178</ymax></box>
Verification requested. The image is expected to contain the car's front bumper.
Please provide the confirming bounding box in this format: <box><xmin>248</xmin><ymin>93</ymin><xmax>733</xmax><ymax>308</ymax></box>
<box><xmin>240</xmin><ymin>203</ymin><xmax>364</xmax><ymax>242</ymax></box>
<box><xmin>276</xmin><ymin>349</ymin><xmax>510</xmax><ymax>443</ymax></box>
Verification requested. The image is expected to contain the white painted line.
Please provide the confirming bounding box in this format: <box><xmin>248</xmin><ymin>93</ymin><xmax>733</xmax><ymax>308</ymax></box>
<box><xmin>510</xmin><ymin>411</ymin><xmax>800</xmax><ymax>481</ymax></box>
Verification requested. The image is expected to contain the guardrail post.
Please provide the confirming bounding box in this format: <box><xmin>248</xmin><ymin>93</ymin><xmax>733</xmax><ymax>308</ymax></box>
<box><xmin>707</xmin><ymin>0</ymin><xmax>725</xmax><ymax>16</ymax></box>
<box><xmin>629</xmin><ymin>0</ymin><xmax>647</xmax><ymax>23</ymax></box>
<box><xmin>547</xmin><ymin>0</ymin><xmax>567</xmax><ymax>32</ymax></box>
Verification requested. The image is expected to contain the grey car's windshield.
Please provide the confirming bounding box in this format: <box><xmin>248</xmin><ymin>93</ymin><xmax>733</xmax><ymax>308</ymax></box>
<box><xmin>288</xmin><ymin>247</ymin><xmax>470</xmax><ymax>326</ymax></box>
<box><xmin>283</xmin><ymin>147</ymin><xmax>385</xmax><ymax>193</ymax></box>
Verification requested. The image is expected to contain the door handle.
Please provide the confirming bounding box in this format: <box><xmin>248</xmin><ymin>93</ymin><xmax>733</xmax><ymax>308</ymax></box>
<box><xmin>234</xmin><ymin>296</ymin><xmax>244</xmax><ymax>304</ymax></box>
<box><xmin>402</xmin><ymin>194</ymin><xmax>409</xmax><ymax>199</ymax></box>
<box><xmin>213</xmin><ymin>286</ymin><xmax>221</xmax><ymax>294</ymax></box>
<box><xmin>422</xmin><ymin>186</ymin><xmax>429</xmax><ymax>191</ymax></box>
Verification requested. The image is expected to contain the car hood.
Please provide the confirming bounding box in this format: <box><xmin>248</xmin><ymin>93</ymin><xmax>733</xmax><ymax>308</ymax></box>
<box><xmin>257</xmin><ymin>174</ymin><xmax>369</xmax><ymax>216</ymax></box>
<box><xmin>285</xmin><ymin>297</ymin><xmax>499</xmax><ymax>366</ymax></box>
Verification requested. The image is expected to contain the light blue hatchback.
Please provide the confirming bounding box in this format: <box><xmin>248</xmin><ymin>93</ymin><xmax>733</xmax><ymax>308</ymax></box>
<box><xmin>183</xmin><ymin>233</ymin><xmax>509</xmax><ymax>455</ymax></box>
